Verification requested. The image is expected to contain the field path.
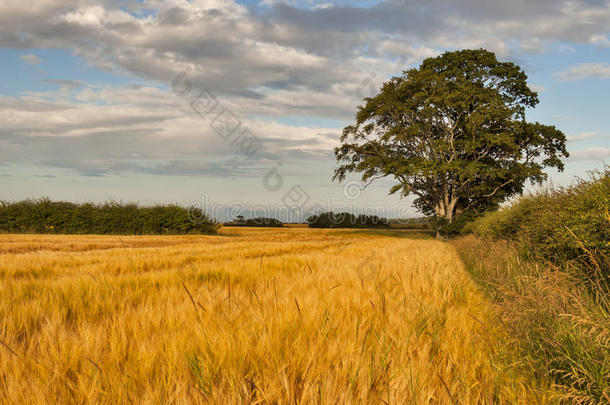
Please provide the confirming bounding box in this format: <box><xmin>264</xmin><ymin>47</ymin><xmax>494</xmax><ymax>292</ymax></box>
<box><xmin>0</xmin><ymin>229</ymin><xmax>549</xmax><ymax>404</ymax></box>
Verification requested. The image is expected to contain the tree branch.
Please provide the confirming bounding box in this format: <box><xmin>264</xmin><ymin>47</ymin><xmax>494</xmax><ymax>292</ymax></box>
<box><xmin>482</xmin><ymin>178</ymin><xmax>514</xmax><ymax>198</ymax></box>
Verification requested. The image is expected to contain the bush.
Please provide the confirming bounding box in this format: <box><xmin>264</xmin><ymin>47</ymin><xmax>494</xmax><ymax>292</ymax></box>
<box><xmin>0</xmin><ymin>198</ymin><xmax>218</xmax><ymax>235</ymax></box>
<box><xmin>430</xmin><ymin>209</ymin><xmax>483</xmax><ymax>236</ymax></box>
<box><xmin>307</xmin><ymin>212</ymin><xmax>389</xmax><ymax>228</ymax></box>
<box><xmin>467</xmin><ymin>169</ymin><xmax>609</xmax><ymax>283</ymax></box>
<box><xmin>223</xmin><ymin>217</ymin><xmax>283</xmax><ymax>227</ymax></box>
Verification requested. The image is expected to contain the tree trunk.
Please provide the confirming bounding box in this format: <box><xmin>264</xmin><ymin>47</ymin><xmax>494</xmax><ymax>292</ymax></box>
<box><xmin>434</xmin><ymin>195</ymin><xmax>460</xmax><ymax>239</ymax></box>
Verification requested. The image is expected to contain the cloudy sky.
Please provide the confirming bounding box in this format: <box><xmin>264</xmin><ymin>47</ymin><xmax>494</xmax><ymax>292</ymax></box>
<box><xmin>1</xmin><ymin>0</ymin><xmax>609</xmax><ymax>219</ymax></box>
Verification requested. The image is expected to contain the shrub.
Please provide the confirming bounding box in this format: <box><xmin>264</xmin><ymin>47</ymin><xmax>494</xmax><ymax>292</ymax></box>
<box><xmin>224</xmin><ymin>217</ymin><xmax>284</xmax><ymax>227</ymax></box>
<box><xmin>0</xmin><ymin>198</ymin><xmax>218</xmax><ymax>235</ymax></box>
<box><xmin>307</xmin><ymin>212</ymin><xmax>389</xmax><ymax>228</ymax></box>
<box><xmin>468</xmin><ymin>169</ymin><xmax>609</xmax><ymax>283</ymax></box>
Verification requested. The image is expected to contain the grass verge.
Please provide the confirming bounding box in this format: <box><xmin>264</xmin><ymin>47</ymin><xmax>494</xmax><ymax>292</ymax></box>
<box><xmin>454</xmin><ymin>169</ymin><xmax>609</xmax><ymax>404</ymax></box>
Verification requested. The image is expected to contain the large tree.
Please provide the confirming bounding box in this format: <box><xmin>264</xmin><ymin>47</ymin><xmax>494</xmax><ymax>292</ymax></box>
<box><xmin>334</xmin><ymin>49</ymin><xmax>568</xmax><ymax>236</ymax></box>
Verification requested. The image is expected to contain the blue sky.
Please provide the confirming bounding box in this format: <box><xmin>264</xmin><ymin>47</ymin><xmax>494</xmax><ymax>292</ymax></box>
<box><xmin>0</xmin><ymin>0</ymin><xmax>608</xmax><ymax>220</ymax></box>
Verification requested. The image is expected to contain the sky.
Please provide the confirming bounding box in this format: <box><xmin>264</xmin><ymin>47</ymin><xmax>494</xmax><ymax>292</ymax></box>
<box><xmin>0</xmin><ymin>0</ymin><xmax>609</xmax><ymax>220</ymax></box>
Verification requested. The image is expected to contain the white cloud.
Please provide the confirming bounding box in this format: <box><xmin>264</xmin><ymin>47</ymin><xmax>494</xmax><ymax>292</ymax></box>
<box><xmin>1</xmin><ymin>0</ymin><xmax>610</xmax><ymax>107</ymax></box>
<box><xmin>567</xmin><ymin>132</ymin><xmax>598</xmax><ymax>141</ymax></box>
<box><xmin>569</xmin><ymin>147</ymin><xmax>610</xmax><ymax>161</ymax></box>
<box><xmin>528</xmin><ymin>83</ymin><xmax>547</xmax><ymax>93</ymax></box>
<box><xmin>62</xmin><ymin>6</ymin><xmax>107</xmax><ymax>27</ymax></box>
<box><xmin>19</xmin><ymin>54</ymin><xmax>42</xmax><ymax>65</ymax></box>
<box><xmin>590</xmin><ymin>34</ymin><xmax>610</xmax><ymax>47</ymax></box>
<box><xmin>2</xmin><ymin>0</ymin><xmax>610</xmax><ymax>181</ymax></box>
<box><xmin>0</xmin><ymin>85</ymin><xmax>341</xmax><ymax>177</ymax></box>
<box><xmin>312</xmin><ymin>3</ymin><xmax>334</xmax><ymax>10</ymax></box>
<box><xmin>554</xmin><ymin>62</ymin><xmax>610</xmax><ymax>81</ymax></box>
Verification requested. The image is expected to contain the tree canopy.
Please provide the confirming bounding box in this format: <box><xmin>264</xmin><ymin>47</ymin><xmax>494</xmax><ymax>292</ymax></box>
<box><xmin>334</xmin><ymin>49</ymin><xmax>568</xmax><ymax>236</ymax></box>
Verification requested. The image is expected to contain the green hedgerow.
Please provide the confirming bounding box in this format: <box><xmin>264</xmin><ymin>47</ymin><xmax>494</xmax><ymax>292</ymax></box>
<box><xmin>0</xmin><ymin>198</ymin><xmax>218</xmax><ymax>235</ymax></box>
<box><xmin>467</xmin><ymin>169</ymin><xmax>609</xmax><ymax>281</ymax></box>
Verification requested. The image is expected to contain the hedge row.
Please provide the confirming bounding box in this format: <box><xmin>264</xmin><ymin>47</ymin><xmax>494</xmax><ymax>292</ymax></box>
<box><xmin>467</xmin><ymin>169</ymin><xmax>609</xmax><ymax>281</ymax></box>
<box><xmin>307</xmin><ymin>212</ymin><xmax>389</xmax><ymax>228</ymax></box>
<box><xmin>0</xmin><ymin>198</ymin><xmax>218</xmax><ymax>235</ymax></box>
<box><xmin>223</xmin><ymin>217</ymin><xmax>284</xmax><ymax>227</ymax></box>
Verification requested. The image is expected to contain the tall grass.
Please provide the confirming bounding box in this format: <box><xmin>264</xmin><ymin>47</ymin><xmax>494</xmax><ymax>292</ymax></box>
<box><xmin>455</xmin><ymin>170</ymin><xmax>609</xmax><ymax>404</ymax></box>
<box><xmin>0</xmin><ymin>228</ymin><xmax>550</xmax><ymax>403</ymax></box>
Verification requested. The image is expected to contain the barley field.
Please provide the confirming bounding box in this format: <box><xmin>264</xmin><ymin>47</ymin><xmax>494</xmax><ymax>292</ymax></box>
<box><xmin>0</xmin><ymin>228</ymin><xmax>552</xmax><ymax>404</ymax></box>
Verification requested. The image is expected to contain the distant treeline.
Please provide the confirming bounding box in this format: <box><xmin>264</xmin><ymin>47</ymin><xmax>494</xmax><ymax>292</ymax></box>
<box><xmin>388</xmin><ymin>217</ymin><xmax>431</xmax><ymax>229</ymax></box>
<box><xmin>0</xmin><ymin>198</ymin><xmax>218</xmax><ymax>235</ymax></box>
<box><xmin>307</xmin><ymin>212</ymin><xmax>389</xmax><ymax>228</ymax></box>
<box><xmin>223</xmin><ymin>217</ymin><xmax>283</xmax><ymax>227</ymax></box>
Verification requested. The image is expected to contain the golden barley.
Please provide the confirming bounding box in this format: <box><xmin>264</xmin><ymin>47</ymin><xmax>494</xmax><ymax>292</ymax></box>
<box><xmin>0</xmin><ymin>228</ymin><xmax>552</xmax><ymax>403</ymax></box>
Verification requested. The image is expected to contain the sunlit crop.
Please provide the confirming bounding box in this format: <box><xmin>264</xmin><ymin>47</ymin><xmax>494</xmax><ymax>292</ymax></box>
<box><xmin>0</xmin><ymin>229</ymin><xmax>551</xmax><ymax>403</ymax></box>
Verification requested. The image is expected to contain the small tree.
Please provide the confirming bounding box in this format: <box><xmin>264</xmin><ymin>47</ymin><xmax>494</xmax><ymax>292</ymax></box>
<box><xmin>334</xmin><ymin>49</ymin><xmax>568</xmax><ymax>237</ymax></box>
